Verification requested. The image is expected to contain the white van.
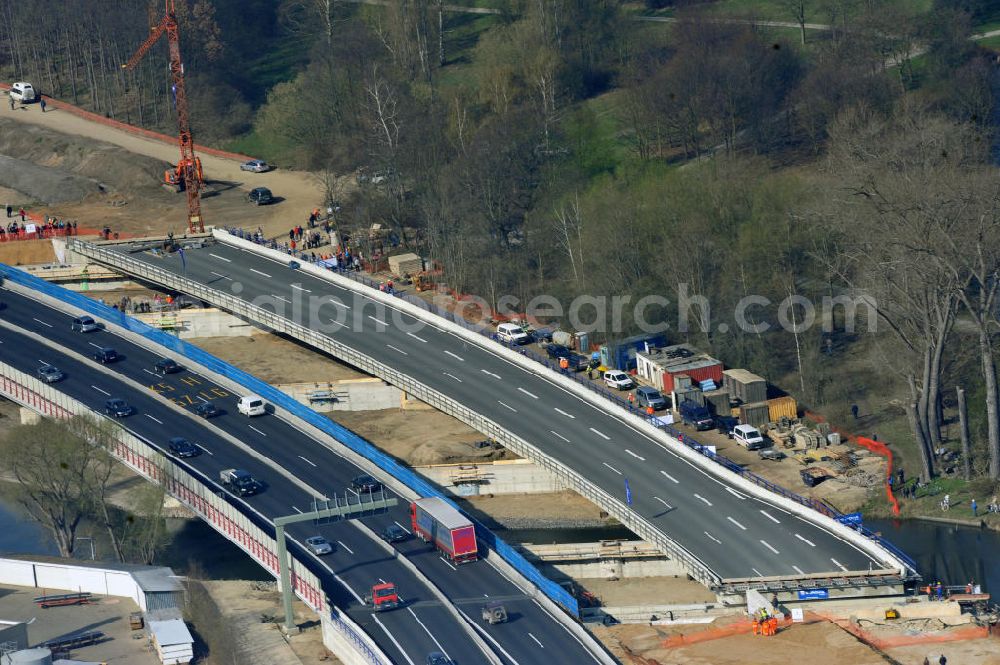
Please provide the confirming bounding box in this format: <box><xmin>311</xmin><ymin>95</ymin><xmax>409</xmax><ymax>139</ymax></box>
<box><xmin>496</xmin><ymin>322</ymin><xmax>529</xmax><ymax>345</ymax></box>
<box><xmin>733</xmin><ymin>424</ymin><xmax>766</xmax><ymax>450</ymax></box>
<box><xmin>237</xmin><ymin>394</ymin><xmax>266</xmax><ymax>417</ymax></box>
<box><xmin>9</xmin><ymin>82</ymin><xmax>36</xmax><ymax>103</ymax></box>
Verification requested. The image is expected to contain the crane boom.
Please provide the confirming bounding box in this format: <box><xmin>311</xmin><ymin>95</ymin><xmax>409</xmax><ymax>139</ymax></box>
<box><xmin>123</xmin><ymin>0</ymin><xmax>204</xmax><ymax>233</ymax></box>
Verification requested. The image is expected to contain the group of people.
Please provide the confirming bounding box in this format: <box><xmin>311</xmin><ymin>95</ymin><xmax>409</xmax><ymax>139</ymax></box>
<box><xmin>751</xmin><ymin>610</ymin><xmax>780</xmax><ymax>637</ymax></box>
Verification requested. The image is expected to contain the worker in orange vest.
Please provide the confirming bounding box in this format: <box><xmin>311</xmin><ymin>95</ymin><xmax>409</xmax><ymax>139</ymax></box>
<box><xmin>751</xmin><ymin>618</ymin><xmax>760</xmax><ymax>635</ymax></box>
<box><xmin>769</xmin><ymin>616</ymin><xmax>778</xmax><ymax>635</ymax></box>
<box><xmin>559</xmin><ymin>356</ymin><xmax>569</xmax><ymax>371</ymax></box>
<box><xmin>646</xmin><ymin>405</ymin><xmax>655</xmax><ymax>416</ymax></box>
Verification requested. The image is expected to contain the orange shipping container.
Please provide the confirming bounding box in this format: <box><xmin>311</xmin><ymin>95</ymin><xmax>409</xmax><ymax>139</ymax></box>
<box><xmin>767</xmin><ymin>396</ymin><xmax>797</xmax><ymax>421</ymax></box>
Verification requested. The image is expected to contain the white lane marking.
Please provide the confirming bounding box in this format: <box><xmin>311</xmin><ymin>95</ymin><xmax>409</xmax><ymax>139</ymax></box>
<box><xmin>210</xmin><ymin>271</ymin><xmax>230</xmax><ymax>280</ymax></box>
<box><xmin>444</xmin><ymin>350</ymin><xmax>464</xmax><ymax>361</ymax></box>
<box><xmin>795</xmin><ymin>534</ymin><xmax>816</xmax><ymax>547</ymax></box>
<box><xmin>625</xmin><ymin>449</ymin><xmax>645</xmax><ymax>461</ymax></box>
<box><xmin>407</xmin><ymin>332</ymin><xmax>427</xmax><ymax>343</ymax></box>
<box><xmin>792</xmin><ymin>565</ymin><xmax>805</xmax><ymax>575</ymax></box>
<box><xmin>248</xmin><ymin>425</ymin><xmax>267</xmax><ymax>436</ymax></box>
<box><xmin>603</xmin><ymin>462</ymin><xmax>622</xmax><ymax>475</ymax></box>
<box><xmin>704</xmin><ymin>531</ymin><xmax>721</xmax><ymax>544</ymax></box>
<box><xmin>554</xmin><ymin>407</ymin><xmax>575</xmax><ymax>419</ymax></box>
<box><xmin>760</xmin><ymin>510</ymin><xmax>781</xmax><ymax>524</ymax></box>
<box><xmin>439</xmin><ymin>557</ymin><xmax>458</xmax><ymax>571</ymax></box>
<box><xmin>209</xmin><ymin>253</ymin><xmax>232</xmax><ymax>263</ymax></box>
<box><xmin>660</xmin><ymin>471</ymin><xmax>679</xmax><ymax>483</ymax></box>
<box><xmin>527</xmin><ymin>632</ymin><xmax>544</xmax><ymax>648</ymax></box>
<box><xmin>831</xmin><ymin>558</ymin><xmax>848</xmax><ymax>572</ymax></box>
<box><xmin>32</xmin><ymin>318</ymin><xmax>52</xmax><ymax>328</ymax></box>
<box><xmin>497</xmin><ymin>401</ymin><xmax>517</xmax><ymax>412</ymax></box>
<box><xmin>368</xmin><ymin>315</ymin><xmax>388</xmax><ymax>326</ymax></box>
<box><xmin>694</xmin><ymin>493</ymin><xmax>712</xmax><ymax>506</ymax></box>
<box><xmin>145</xmin><ymin>414</ymin><xmax>163</xmax><ymax>424</ymax></box>
<box><xmin>590</xmin><ymin>427</ymin><xmax>611</xmax><ymax>440</ymax></box>
<box><xmin>372</xmin><ymin>615</ymin><xmax>417</xmax><ymax>665</ymax></box>
<box><xmin>298</xmin><ymin>455</ymin><xmax>317</xmax><ymax>468</ymax></box>
<box><xmin>330</xmin><ymin>299</ymin><xmax>351</xmax><ymax>309</ymax></box>
<box><xmin>142</xmin><ymin>368</ymin><xmax>157</xmax><ymax>376</ymax></box>
<box><xmin>443</xmin><ymin>372</ymin><xmax>462</xmax><ymax>382</ymax></box>
<box><xmin>386</xmin><ymin>344</ymin><xmax>408</xmax><ymax>355</ymax></box>
<box><xmin>752</xmin><ymin>567</ymin><xmax>763</xmax><ymax>577</ymax></box>
<box><xmin>461</xmin><ymin>610</ymin><xmax>522</xmax><ymax>665</ymax></box>
<box><xmin>88</xmin><ymin>342</ymin><xmax>103</xmax><ymax>349</ymax></box>
<box><xmin>726</xmin><ymin>487</ymin><xmax>747</xmax><ymax>500</ymax></box>
<box><xmin>518</xmin><ymin>387</ymin><xmax>538</xmax><ymax>399</ymax></box>
<box><xmin>333</xmin><ymin>572</ymin><xmax>365</xmax><ymax>604</ymax></box>
<box><xmin>250</xmin><ymin>268</ymin><xmax>272</xmax><ymax>278</ymax></box>
<box><xmin>38</xmin><ymin>360</ymin><xmax>49</xmax><ymax>365</ymax></box>
<box><xmin>91</xmin><ymin>385</ymin><xmax>110</xmax><ymax>396</ymax></box>
<box><xmin>337</xmin><ymin>541</ymin><xmax>354</xmax><ymax>554</ymax></box>
<box><xmin>290</xmin><ymin>284</ymin><xmax>311</xmax><ymax>292</ymax></box>
<box><xmin>480</xmin><ymin>369</ymin><xmax>501</xmax><ymax>379</ymax></box>
<box><xmin>550</xmin><ymin>430</ymin><xmax>570</xmax><ymax>443</ymax></box>
<box><xmin>196</xmin><ymin>444</ymin><xmax>213</xmax><ymax>456</ymax></box>
<box><xmin>272</xmin><ymin>294</ymin><xmax>290</xmax><ymax>303</ymax></box>
<box><xmin>760</xmin><ymin>540</ymin><xmax>780</xmax><ymax>554</ymax></box>
<box><xmin>407</xmin><ymin>607</ymin><xmax>451</xmax><ymax>658</ymax></box>
<box><xmin>292</xmin><ymin>506</ymin><xmax>303</xmax><ymax>514</ymax></box>
<box><xmin>727</xmin><ymin>516</ymin><xmax>747</xmax><ymax>530</ymax></box>
<box><xmin>394</xmin><ymin>520</ymin><xmax>411</xmax><ymax>534</ymax></box>
<box><xmin>654</xmin><ymin>496</ymin><xmax>673</xmax><ymax>510</ymax></box>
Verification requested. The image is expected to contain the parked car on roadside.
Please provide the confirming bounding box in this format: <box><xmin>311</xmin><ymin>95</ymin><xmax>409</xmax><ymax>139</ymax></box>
<box><xmin>9</xmin><ymin>82</ymin><xmax>37</xmax><ymax>103</ymax></box>
<box><xmin>603</xmin><ymin>370</ymin><xmax>634</xmax><ymax>390</ymax></box>
<box><xmin>496</xmin><ymin>322</ymin><xmax>529</xmax><ymax>345</ymax></box>
<box><xmin>240</xmin><ymin>159</ymin><xmax>271</xmax><ymax>173</ymax></box>
<box><xmin>634</xmin><ymin>386</ymin><xmax>668</xmax><ymax>410</ymax></box>
<box><xmin>733</xmin><ymin>424</ymin><xmax>766</xmax><ymax>450</ymax></box>
<box><xmin>248</xmin><ymin>187</ymin><xmax>273</xmax><ymax>205</ymax></box>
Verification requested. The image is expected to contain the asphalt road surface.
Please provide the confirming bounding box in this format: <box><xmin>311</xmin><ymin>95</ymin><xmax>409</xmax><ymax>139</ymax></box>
<box><xmin>0</xmin><ymin>287</ymin><xmax>603</xmax><ymax>665</ymax></box>
<box><xmin>106</xmin><ymin>239</ymin><xmax>895</xmax><ymax>580</ymax></box>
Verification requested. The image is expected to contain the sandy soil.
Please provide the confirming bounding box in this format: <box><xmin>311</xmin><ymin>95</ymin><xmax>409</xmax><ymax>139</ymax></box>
<box><xmin>579</xmin><ymin>576</ymin><xmax>717</xmax><ymax>606</ymax></box>
<box><xmin>457</xmin><ymin>491</ymin><xmax>614</xmax><ymax>528</ymax></box>
<box><xmin>0</xmin><ymin>108</ymin><xmax>328</xmax><ymax>237</ymax></box>
<box><xmin>0</xmin><ymin>237</ymin><xmax>57</xmax><ymax>265</ymax></box>
<box><xmin>188</xmin><ymin>334</ymin><xmax>367</xmax><ymax>384</ymax></box>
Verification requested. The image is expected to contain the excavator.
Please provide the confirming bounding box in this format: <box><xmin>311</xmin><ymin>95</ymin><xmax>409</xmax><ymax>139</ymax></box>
<box><xmin>163</xmin><ymin>157</ymin><xmax>204</xmax><ymax>193</ymax></box>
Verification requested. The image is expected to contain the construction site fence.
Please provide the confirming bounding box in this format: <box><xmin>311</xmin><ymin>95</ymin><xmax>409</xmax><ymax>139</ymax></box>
<box><xmin>5</xmin><ymin>253</ymin><xmax>586</xmax><ymax>617</ymax></box>
<box><xmin>0</xmin><ymin>360</ymin><xmax>388</xmax><ymax>665</ymax></box>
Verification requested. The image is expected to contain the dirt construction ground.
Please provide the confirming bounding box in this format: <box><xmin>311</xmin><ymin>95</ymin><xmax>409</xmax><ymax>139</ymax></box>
<box><xmin>0</xmin><ymin>107</ymin><xmax>327</xmax><ymax>238</ymax></box>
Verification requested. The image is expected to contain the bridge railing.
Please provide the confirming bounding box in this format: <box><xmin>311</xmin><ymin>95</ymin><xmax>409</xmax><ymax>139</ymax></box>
<box><xmin>59</xmin><ymin>242</ymin><xmax>723</xmax><ymax>597</ymax></box>
<box><xmin>0</xmin><ymin>361</ymin><xmax>388</xmax><ymax>665</ymax></box>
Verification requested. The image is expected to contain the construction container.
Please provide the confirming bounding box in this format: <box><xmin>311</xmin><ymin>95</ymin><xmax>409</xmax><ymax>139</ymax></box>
<box><xmin>675</xmin><ymin>387</ymin><xmax>705</xmax><ymax>407</ymax></box>
<box><xmin>601</xmin><ymin>333</ymin><xmax>669</xmax><ymax>371</ymax></box>
<box><xmin>575</xmin><ymin>332</ymin><xmax>590</xmax><ymax>353</ymax></box>
<box><xmin>703</xmin><ymin>389</ymin><xmax>730</xmax><ymax>416</ymax></box>
<box><xmin>552</xmin><ymin>330</ymin><xmax>573</xmax><ymax>347</ymax></box>
<box><xmin>723</xmin><ymin>369</ymin><xmax>767</xmax><ymax>404</ymax></box>
<box><xmin>674</xmin><ymin>374</ymin><xmax>693</xmax><ymax>391</ymax></box>
<box><xmin>739</xmin><ymin>401</ymin><xmax>770</xmax><ymax>428</ymax></box>
<box><xmin>767</xmin><ymin>396</ymin><xmax>798</xmax><ymax>421</ymax></box>
<box><xmin>388</xmin><ymin>252</ymin><xmax>423</xmax><ymax>276</ymax></box>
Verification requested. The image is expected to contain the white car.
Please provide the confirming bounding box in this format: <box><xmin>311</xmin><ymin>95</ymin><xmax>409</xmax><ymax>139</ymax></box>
<box><xmin>496</xmin><ymin>322</ymin><xmax>529</xmax><ymax>345</ymax></box>
<box><xmin>305</xmin><ymin>536</ymin><xmax>333</xmax><ymax>555</ymax></box>
<box><xmin>240</xmin><ymin>159</ymin><xmax>271</xmax><ymax>173</ymax></box>
<box><xmin>604</xmin><ymin>370</ymin><xmax>634</xmax><ymax>390</ymax></box>
<box><xmin>237</xmin><ymin>394</ymin><xmax>266</xmax><ymax>417</ymax></box>
<box><xmin>733</xmin><ymin>424</ymin><xmax>766</xmax><ymax>450</ymax></box>
<box><xmin>9</xmin><ymin>82</ymin><xmax>36</xmax><ymax>103</ymax></box>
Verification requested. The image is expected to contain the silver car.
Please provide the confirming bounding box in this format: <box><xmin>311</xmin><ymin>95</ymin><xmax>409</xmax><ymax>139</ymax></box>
<box><xmin>240</xmin><ymin>159</ymin><xmax>271</xmax><ymax>173</ymax></box>
<box><xmin>305</xmin><ymin>536</ymin><xmax>333</xmax><ymax>555</ymax></box>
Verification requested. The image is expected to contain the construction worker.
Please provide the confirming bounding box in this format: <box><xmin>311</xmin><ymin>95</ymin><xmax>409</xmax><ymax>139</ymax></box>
<box><xmin>646</xmin><ymin>405</ymin><xmax>654</xmax><ymax>416</ymax></box>
<box><xmin>752</xmin><ymin>617</ymin><xmax>760</xmax><ymax>636</ymax></box>
<box><xmin>770</xmin><ymin>616</ymin><xmax>778</xmax><ymax>635</ymax></box>
<box><xmin>559</xmin><ymin>356</ymin><xmax>569</xmax><ymax>371</ymax></box>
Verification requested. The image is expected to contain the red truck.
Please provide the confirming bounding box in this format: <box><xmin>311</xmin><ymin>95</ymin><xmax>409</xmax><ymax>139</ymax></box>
<box><xmin>410</xmin><ymin>497</ymin><xmax>478</xmax><ymax>564</ymax></box>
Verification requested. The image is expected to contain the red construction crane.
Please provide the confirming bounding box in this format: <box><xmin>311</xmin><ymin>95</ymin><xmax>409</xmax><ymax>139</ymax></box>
<box><xmin>123</xmin><ymin>0</ymin><xmax>204</xmax><ymax>233</ymax></box>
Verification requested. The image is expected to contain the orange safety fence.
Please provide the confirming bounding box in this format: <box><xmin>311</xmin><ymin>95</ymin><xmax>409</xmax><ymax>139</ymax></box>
<box><xmin>0</xmin><ymin>83</ymin><xmax>254</xmax><ymax>162</ymax></box>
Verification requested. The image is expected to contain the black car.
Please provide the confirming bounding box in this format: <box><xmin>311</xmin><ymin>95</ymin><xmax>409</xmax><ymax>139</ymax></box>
<box><xmin>168</xmin><ymin>437</ymin><xmax>200</xmax><ymax>458</ymax></box>
<box><xmin>248</xmin><ymin>187</ymin><xmax>273</xmax><ymax>206</ymax></box>
<box><xmin>351</xmin><ymin>474</ymin><xmax>381</xmax><ymax>493</ymax></box>
<box><xmin>545</xmin><ymin>344</ymin><xmax>587</xmax><ymax>371</ymax></box>
<box><xmin>93</xmin><ymin>347</ymin><xmax>118</xmax><ymax>364</ymax></box>
<box><xmin>154</xmin><ymin>358</ymin><xmax>181</xmax><ymax>374</ymax></box>
<box><xmin>195</xmin><ymin>401</ymin><xmax>219</xmax><ymax>418</ymax></box>
<box><xmin>381</xmin><ymin>524</ymin><xmax>410</xmax><ymax>544</ymax></box>
<box><xmin>104</xmin><ymin>398</ymin><xmax>132</xmax><ymax>418</ymax></box>
<box><xmin>36</xmin><ymin>365</ymin><xmax>64</xmax><ymax>383</ymax></box>
<box><xmin>545</xmin><ymin>343</ymin><xmax>573</xmax><ymax>360</ymax></box>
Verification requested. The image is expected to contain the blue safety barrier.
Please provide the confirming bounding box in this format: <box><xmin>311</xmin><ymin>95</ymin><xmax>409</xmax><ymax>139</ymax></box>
<box><xmin>0</xmin><ymin>263</ymin><xmax>581</xmax><ymax>616</ymax></box>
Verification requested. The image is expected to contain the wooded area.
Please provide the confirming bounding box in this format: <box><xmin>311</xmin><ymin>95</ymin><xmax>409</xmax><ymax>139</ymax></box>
<box><xmin>2</xmin><ymin>0</ymin><xmax>1000</xmax><ymax>483</ymax></box>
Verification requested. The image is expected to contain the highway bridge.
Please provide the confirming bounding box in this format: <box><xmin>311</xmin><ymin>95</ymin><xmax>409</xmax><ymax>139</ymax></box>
<box><xmin>0</xmin><ymin>281</ymin><xmax>610</xmax><ymax>665</ymax></box>
<box><xmin>69</xmin><ymin>231</ymin><xmax>916</xmax><ymax>593</ymax></box>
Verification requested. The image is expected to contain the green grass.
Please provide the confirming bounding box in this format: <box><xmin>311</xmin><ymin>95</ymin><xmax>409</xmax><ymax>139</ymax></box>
<box><xmin>703</xmin><ymin>0</ymin><xmax>931</xmax><ymax>24</ymax></box>
<box><xmin>977</xmin><ymin>35</ymin><xmax>1000</xmax><ymax>51</ymax></box>
<box><xmin>240</xmin><ymin>38</ymin><xmax>311</xmax><ymax>106</ymax></box>
<box><xmin>224</xmin><ymin>129</ymin><xmax>299</xmax><ymax>164</ymax></box>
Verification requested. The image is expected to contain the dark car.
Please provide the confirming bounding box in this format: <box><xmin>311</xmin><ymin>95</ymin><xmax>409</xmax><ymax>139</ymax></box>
<box><xmin>104</xmin><ymin>398</ymin><xmax>132</xmax><ymax>418</ymax></box>
<box><xmin>545</xmin><ymin>343</ymin><xmax>574</xmax><ymax>360</ymax></box>
<box><xmin>93</xmin><ymin>347</ymin><xmax>118</xmax><ymax>364</ymax></box>
<box><xmin>36</xmin><ymin>365</ymin><xmax>64</xmax><ymax>383</ymax></box>
<box><xmin>168</xmin><ymin>437</ymin><xmax>200</xmax><ymax>458</ymax></box>
<box><xmin>248</xmin><ymin>187</ymin><xmax>273</xmax><ymax>206</ymax></box>
<box><xmin>715</xmin><ymin>416</ymin><xmax>739</xmax><ymax>438</ymax></box>
<box><xmin>351</xmin><ymin>474</ymin><xmax>381</xmax><ymax>493</ymax></box>
<box><xmin>154</xmin><ymin>358</ymin><xmax>181</xmax><ymax>375</ymax></box>
<box><xmin>546</xmin><ymin>344</ymin><xmax>587</xmax><ymax>371</ymax></box>
<box><xmin>381</xmin><ymin>524</ymin><xmax>410</xmax><ymax>544</ymax></box>
<box><xmin>195</xmin><ymin>401</ymin><xmax>219</xmax><ymax>418</ymax></box>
